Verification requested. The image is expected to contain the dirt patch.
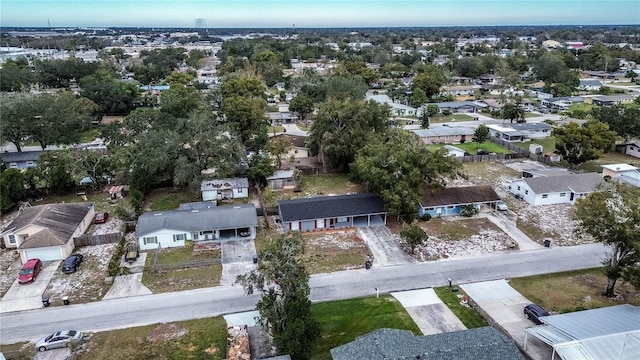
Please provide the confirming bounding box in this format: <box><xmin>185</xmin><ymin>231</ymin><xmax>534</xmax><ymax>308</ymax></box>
<box><xmin>302</xmin><ymin>230</ymin><xmax>371</xmax><ymax>274</ymax></box>
<box><xmin>147</xmin><ymin>323</ymin><xmax>188</xmax><ymax>342</ymax></box>
<box><xmin>0</xmin><ymin>249</ymin><xmax>20</xmax><ymax>297</ymax></box>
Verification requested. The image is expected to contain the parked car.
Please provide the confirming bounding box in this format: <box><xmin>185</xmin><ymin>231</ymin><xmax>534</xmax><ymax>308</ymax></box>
<box><xmin>35</xmin><ymin>330</ymin><xmax>84</xmax><ymax>352</ymax></box>
<box><xmin>238</xmin><ymin>228</ymin><xmax>251</xmax><ymax>237</ymax></box>
<box><xmin>62</xmin><ymin>254</ymin><xmax>84</xmax><ymax>274</ymax></box>
<box><xmin>94</xmin><ymin>212</ymin><xmax>108</xmax><ymax>224</ymax></box>
<box><xmin>18</xmin><ymin>258</ymin><xmax>42</xmax><ymax>284</ymax></box>
<box><xmin>524</xmin><ymin>303</ymin><xmax>549</xmax><ymax>325</ymax></box>
<box><xmin>496</xmin><ymin>202</ymin><xmax>508</xmax><ymax>211</ymax></box>
<box><xmin>477</xmin><ymin>149</ymin><xmax>490</xmax><ymax>155</ymax></box>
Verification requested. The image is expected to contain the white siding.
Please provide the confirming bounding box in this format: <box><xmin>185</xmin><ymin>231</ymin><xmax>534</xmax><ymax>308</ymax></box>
<box><xmin>531</xmin><ymin>192</ymin><xmax>572</xmax><ymax>206</ymax></box>
<box><xmin>22</xmin><ymin>247</ymin><xmax>63</xmax><ymax>262</ymax></box>
<box><xmin>138</xmin><ymin>229</ymin><xmax>188</xmax><ymax>250</ymax></box>
<box><xmin>626</xmin><ymin>145</ymin><xmax>640</xmax><ymax>159</ymax></box>
<box><xmin>202</xmin><ymin>190</ymin><xmax>217</xmax><ymax>201</ymax></box>
<box><xmin>233</xmin><ymin>188</ymin><xmax>248</xmax><ymax>198</ymax></box>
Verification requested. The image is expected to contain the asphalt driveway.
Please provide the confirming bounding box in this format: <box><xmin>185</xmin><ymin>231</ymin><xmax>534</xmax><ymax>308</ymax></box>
<box><xmin>358</xmin><ymin>226</ymin><xmax>414</xmax><ymax>267</ymax></box>
<box><xmin>0</xmin><ymin>260</ymin><xmax>60</xmax><ymax>313</ymax></box>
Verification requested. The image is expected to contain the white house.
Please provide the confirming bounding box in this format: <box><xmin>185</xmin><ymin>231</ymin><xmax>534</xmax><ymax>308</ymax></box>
<box><xmin>201</xmin><ymin>177</ymin><xmax>249</xmax><ymax>201</ymax></box>
<box><xmin>601</xmin><ymin>164</ymin><xmax>640</xmax><ymax>188</ymax></box>
<box><xmin>578</xmin><ymin>79</ymin><xmax>603</xmax><ymax>91</ymax></box>
<box><xmin>365</xmin><ymin>94</ymin><xmax>416</xmax><ymax>117</ymax></box>
<box><xmin>135</xmin><ymin>203</ymin><xmax>258</xmax><ymax>251</ymax></box>
<box><xmin>0</xmin><ymin>203</ymin><xmax>95</xmax><ymax>263</ymax></box>
<box><xmin>509</xmin><ymin>173</ymin><xmax>603</xmax><ymax>206</ymax></box>
<box><xmin>621</xmin><ymin>142</ymin><xmax>640</xmax><ymax>159</ymax></box>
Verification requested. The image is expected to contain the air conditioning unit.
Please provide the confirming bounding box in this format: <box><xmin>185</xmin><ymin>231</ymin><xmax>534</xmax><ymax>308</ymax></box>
<box><xmin>529</xmin><ymin>144</ymin><xmax>543</xmax><ymax>154</ymax></box>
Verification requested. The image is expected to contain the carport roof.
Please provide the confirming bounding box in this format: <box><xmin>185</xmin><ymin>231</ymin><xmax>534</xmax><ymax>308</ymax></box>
<box><xmin>278</xmin><ymin>193</ymin><xmax>385</xmax><ymax>222</ymax></box>
<box><xmin>420</xmin><ymin>185</ymin><xmax>501</xmax><ymax>207</ymax></box>
<box><xmin>525</xmin><ymin>304</ymin><xmax>640</xmax><ymax>360</ymax></box>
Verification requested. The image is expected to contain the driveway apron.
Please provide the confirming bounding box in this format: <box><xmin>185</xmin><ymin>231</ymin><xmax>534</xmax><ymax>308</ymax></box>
<box><xmin>358</xmin><ymin>226</ymin><xmax>414</xmax><ymax>267</ymax></box>
<box><xmin>392</xmin><ymin>288</ymin><xmax>466</xmax><ymax>335</ymax></box>
<box><xmin>221</xmin><ymin>239</ymin><xmax>258</xmax><ymax>285</ymax></box>
<box><xmin>0</xmin><ymin>260</ymin><xmax>60</xmax><ymax>313</ymax></box>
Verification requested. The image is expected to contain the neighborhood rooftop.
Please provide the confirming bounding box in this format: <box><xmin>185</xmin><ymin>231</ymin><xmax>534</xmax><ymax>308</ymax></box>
<box><xmin>277</xmin><ymin>193</ymin><xmax>385</xmax><ymax>222</ymax></box>
<box><xmin>420</xmin><ymin>185</ymin><xmax>501</xmax><ymax>207</ymax></box>
<box><xmin>200</xmin><ymin>177</ymin><xmax>249</xmax><ymax>191</ymax></box>
<box><xmin>411</xmin><ymin>127</ymin><xmax>475</xmax><ymax>137</ymax></box>
<box><xmin>522</xmin><ymin>173</ymin><xmax>603</xmax><ymax>194</ymax></box>
<box><xmin>0</xmin><ymin>150</ymin><xmax>42</xmax><ymax>163</ymax></box>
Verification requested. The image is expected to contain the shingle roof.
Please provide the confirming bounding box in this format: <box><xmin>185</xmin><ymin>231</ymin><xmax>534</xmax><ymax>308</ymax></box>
<box><xmin>200</xmin><ymin>177</ymin><xmax>249</xmax><ymax>191</ymax></box>
<box><xmin>524</xmin><ymin>173</ymin><xmax>603</xmax><ymax>194</ymax></box>
<box><xmin>135</xmin><ymin>203</ymin><xmax>258</xmax><ymax>237</ymax></box>
<box><xmin>420</xmin><ymin>186</ymin><xmax>501</xmax><ymax>207</ymax></box>
<box><xmin>271</xmin><ymin>134</ymin><xmax>307</xmax><ymax>148</ymax></box>
<box><xmin>277</xmin><ymin>193</ymin><xmax>385</xmax><ymax>222</ymax></box>
<box><xmin>1</xmin><ymin>203</ymin><xmax>94</xmax><ymax>249</ymax></box>
<box><xmin>330</xmin><ymin>327</ymin><xmax>525</xmax><ymax>360</ymax></box>
<box><xmin>0</xmin><ymin>151</ymin><xmax>42</xmax><ymax>163</ymax></box>
<box><xmin>411</xmin><ymin>127</ymin><xmax>476</xmax><ymax>138</ymax></box>
<box><xmin>510</xmin><ymin>122</ymin><xmax>552</xmax><ymax>132</ymax></box>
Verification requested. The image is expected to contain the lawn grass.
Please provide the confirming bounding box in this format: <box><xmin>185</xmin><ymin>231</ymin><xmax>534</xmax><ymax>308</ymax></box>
<box><xmin>512</xmin><ymin>137</ymin><xmax>556</xmax><ymax>153</ymax></box>
<box><xmin>300</xmin><ymin>174</ymin><xmax>362</xmax><ymax>197</ymax></box>
<box><xmin>141</xmin><ymin>247</ymin><xmax>222</xmax><ymax>293</ymax></box>
<box><xmin>568</xmin><ymin>102</ymin><xmax>594</xmax><ymax>113</ymax></box>
<box><xmin>515</xmin><ymin>217</ymin><xmax>559</xmax><ymax>243</ymax></box>
<box><xmin>79</xmin><ymin>128</ymin><xmax>101</xmax><ymax>143</ymax></box>
<box><xmin>429</xmin><ymin>114</ymin><xmax>474</xmax><ymax>123</ymax></box>
<box><xmin>301</xmin><ymin>230</ymin><xmax>370</xmax><ymax>274</ymax></box>
<box><xmin>456</xmin><ymin>141</ymin><xmax>513</xmax><ymax>154</ymax></box>
<box><xmin>461</xmin><ymin>161</ymin><xmax>521</xmax><ymax>185</ymax></box>
<box><xmin>509</xmin><ymin>268</ymin><xmax>640</xmax><ymax>314</ymax></box>
<box><xmin>433</xmin><ymin>287</ymin><xmax>488</xmax><ymax>328</ymax></box>
<box><xmin>296</xmin><ymin>120</ymin><xmax>311</xmax><ymax>131</ymax></box>
<box><xmin>310</xmin><ymin>295</ymin><xmax>421</xmax><ymax>360</ymax></box>
<box><xmin>419</xmin><ymin>218</ymin><xmax>500</xmax><ymax>241</ymax></box>
<box><xmin>578</xmin><ymin>151</ymin><xmax>640</xmax><ymax>173</ymax></box>
<box><xmin>76</xmin><ymin>317</ymin><xmax>228</xmax><ymax>360</ymax></box>
<box><xmin>145</xmin><ymin>188</ymin><xmax>199</xmax><ymax>211</ymax></box>
<box><xmin>0</xmin><ymin>343</ymin><xmax>33</xmax><ymax>360</ymax></box>
<box><xmin>268</xmin><ymin>125</ymin><xmax>284</xmax><ymax>134</ymax></box>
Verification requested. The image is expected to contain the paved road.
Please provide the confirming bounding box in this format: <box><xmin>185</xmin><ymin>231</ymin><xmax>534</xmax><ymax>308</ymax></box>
<box><xmin>0</xmin><ymin>243</ymin><xmax>606</xmax><ymax>344</ymax></box>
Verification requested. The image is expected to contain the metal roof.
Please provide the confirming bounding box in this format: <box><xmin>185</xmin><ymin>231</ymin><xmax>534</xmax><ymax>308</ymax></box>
<box><xmin>411</xmin><ymin>126</ymin><xmax>476</xmax><ymax>138</ymax></box>
<box><xmin>525</xmin><ymin>305</ymin><xmax>640</xmax><ymax>360</ymax></box>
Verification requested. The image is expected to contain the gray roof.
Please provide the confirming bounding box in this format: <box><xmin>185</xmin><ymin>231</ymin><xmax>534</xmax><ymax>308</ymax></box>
<box><xmin>278</xmin><ymin>193</ymin><xmax>385</xmax><ymax>222</ymax></box>
<box><xmin>136</xmin><ymin>203</ymin><xmax>257</xmax><ymax>237</ymax></box>
<box><xmin>523</xmin><ymin>173</ymin><xmax>603</xmax><ymax>194</ymax></box>
<box><xmin>331</xmin><ymin>327</ymin><xmax>525</xmax><ymax>360</ymax></box>
<box><xmin>178</xmin><ymin>201</ymin><xmax>217</xmax><ymax>210</ymax></box>
<box><xmin>1</xmin><ymin>151</ymin><xmax>42</xmax><ymax>163</ymax></box>
<box><xmin>266</xmin><ymin>169</ymin><xmax>294</xmax><ymax>180</ymax></box>
<box><xmin>411</xmin><ymin>127</ymin><xmax>476</xmax><ymax>138</ymax></box>
<box><xmin>2</xmin><ymin>203</ymin><xmax>94</xmax><ymax>248</ymax></box>
<box><xmin>593</xmin><ymin>95</ymin><xmax>633</xmax><ymax>102</ymax></box>
<box><xmin>509</xmin><ymin>122</ymin><xmax>552</xmax><ymax>132</ymax></box>
<box><xmin>579</xmin><ymin>79</ymin><xmax>603</xmax><ymax>86</ymax></box>
<box><xmin>200</xmin><ymin>177</ymin><xmax>249</xmax><ymax>192</ymax></box>
<box><xmin>435</xmin><ymin>101</ymin><xmax>478</xmax><ymax>109</ymax></box>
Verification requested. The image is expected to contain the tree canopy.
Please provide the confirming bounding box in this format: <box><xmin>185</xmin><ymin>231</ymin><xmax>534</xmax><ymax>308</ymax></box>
<box><xmin>590</xmin><ymin>106</ymin><xmax>640</xmax><ymax>142</ymax></box>
<box><xmin>553</xmin><ymin>121</ymin><xmax>618</xmax><ymax>169</ymax></box>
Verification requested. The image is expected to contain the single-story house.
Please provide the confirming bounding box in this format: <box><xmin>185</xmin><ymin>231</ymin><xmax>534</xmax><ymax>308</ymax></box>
<box><xmin>201</xmin><ymin>177</ymin><xmax>249</xmax><ymax>202</ymax></box>
<box><xmin>442</xmin><ymin>145</ymin><xmax>466</xmax><ymax>157</ymax></box>
<box><xmin>331</xmin><ymin>327</ymin><xmax>524</xmax><ymax>360</ymax></box>
<box><xmin>411</xmin><ymin>127</ymin><xmax>476</xmax><ymax>145</ymax></box>
<box><xmin>618</xmin><ymin>142</ymin><xmax>640</xmax><ymax>159</ymax></box>
<box><xmin>477</xmin><ymin>74</ymin><xmax>501</xmax><ymax>85</ymax></box>
<box><xmin>601</xmin><ymin>164</ymin><xmax>640</xmax><ymax>188</ymax></box>
<box><xmin>135</xmin><ymin>203</ymin><xmax>258</xmax><ymax>250</ymax></box>
<box><xmin>266</xmin><ymin>169</ymin><xmax>297</xmax><ymax>191</ymax></box>
<box><xmin>449</xmin><ymin>76</ymin><xmax>473</xmax><ymax>85</ymax></box>
<box><xmin>485</xmin><ymin>124</ymin><xmax>526</xmax><ymax>142</ymax></box>
<box><xmin>509</xmin><ymin>172</ymin><xmax>603</xmax><ymax>206</ymax></box>
<box><xmin>540</xmin><ymin>97</ymin><xmax>584</xmax><ymax>110</ymax></box>
<box><xmin>577</xmin><ymin>79</ymin><xmax>603</xmax><ymax>91</ymax></box>
<box><xmin>269</xmin><ymin>134</ymin><xmax>310</xmax><ymax>159</ymax></box>
<box><xmin>434</xmin><ymin>101</ymin><xmax>482</xmax><ymax>114</ymax></box>
<box><xmin>365</xmin><ymin>94</ymin><xmax>416</xmax><ymax>117</ymax></box>
<box><xmin>440</xmin><ymin>85</ymin><xmax>477</xmax><ymax>97</ymax></box>
<box><xmin>418</xmin><ymin>185</ymin><xmax>501</xmax><ymax>217</ymax></box>
<box><xmin>0</xmin><ymin>203</ymin><xmax>95</xmax><ymax>263</ymax></box>
<box><xmin>592</xmin><ymin>95</ymin><xmax>634</xmax><ymax>107</ymax></box>
<box><xmin>508</xmin><ymin>122</ymin><xmax>552</xmax><ymax>139</ymax></box>
<box><xmin>1</xmin><ymin>151</ymin><xmax>42</xmax><ymax>170</ymax></box>
<box><xmin>278</xmin><ymin>193</ymin><xmax>386</xmax><ymax>233</ymax></box>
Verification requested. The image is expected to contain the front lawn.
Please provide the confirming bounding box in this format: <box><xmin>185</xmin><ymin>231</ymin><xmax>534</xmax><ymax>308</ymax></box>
<box><xmin>429</xmin><ymin>114</ymin><xmax>475</xmax><ymax>123</ymax></box>
<box><xmin>512</xmin><ymin>137</ymin><xmax>556</xmax><ymax>153</ymax></box>
<box><xmin>144</xmin><ymin>188</ymin><xmax>200</xmax><ymax>211</ymax></box>
<box><xmin>310</xmin><ymin>295</ymin><xmax>421</xmax><ymax>360</ymax></box>
<box><xmin>433</xmin><ymin>287</ymin><xmax>488</xmax><ymax>328</ymax></box>
<box><xmin>455</xmin><ymin>141</ymin><xmax>513</xmax><ymax>154</ymax></box>
<box><xmin>301</xmin><ymin>230</ymin><xmax>370</xmax><ymax>274</ymax></box>
<box><xmin>141</xmin><ymin>247</ymin><xmax>222</xmax><ymax>293</ymax></box>
<box><xmin>79</xmin><ymin>128</ymin><xmax>101</xmax><ymax>143</ymax></box>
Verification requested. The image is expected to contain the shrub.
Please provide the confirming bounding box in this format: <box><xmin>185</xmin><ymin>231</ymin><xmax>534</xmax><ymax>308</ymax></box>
<box><xmin>421</xmin><ymin>213</ymin><xmax>432</xmax><ymax>221</ymax></box>
<box><xmin>460</xmin><ymin>204</ymin><xmax>480</xmax><ymax>217</ymax></box>
<box><xmin>184</xmin><ymin>239</ymin><xmax>194</xmax><ymax>249</ymax></box>
<box><xmin>107</xmin><ymin>236</ymin><xmax>127</xmax><ymax>277</ymax></box>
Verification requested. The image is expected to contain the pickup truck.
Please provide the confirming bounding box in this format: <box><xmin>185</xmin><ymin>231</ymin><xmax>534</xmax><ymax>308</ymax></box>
<box><xmin>124</xmin><ymin>242</ymin><xmax>140</xmax><ymax>263</ymax></box>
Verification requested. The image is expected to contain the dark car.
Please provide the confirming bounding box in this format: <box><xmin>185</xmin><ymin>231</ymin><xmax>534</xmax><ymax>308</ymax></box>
<box><xmin>18</xmin><ymin>258</ymin><xmax>42</xmax><ymax>284</ymax></box>
<box><xmin>62</xmin><ymin>254</ymin><xmax>84</xmax><ymax>274</ymax></box>
<box><xmin>94</xmin><ymin>212</ymin><xmax>108</xmax><ymax>224</ymax></box>
<box><xmin>524</xmin><ymin>303</ymin><xmax>550</xmax><ymax>325</ymax></box>
<box><xmin>477</xmin><ymin>149</ymin><xmax>490</xmax><ymax>155</ymax></box>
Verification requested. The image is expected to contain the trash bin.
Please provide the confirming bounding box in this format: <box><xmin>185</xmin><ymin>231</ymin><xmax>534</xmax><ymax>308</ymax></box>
<box><xmin>253</xmin><ymin>255</ymin><xmax>258</xmax><ymax>264</ymax></box>
<box><xmin>62</xmin><ymin>296</ymin><xmax>70</xmax><ymax>305</ymax></box>
<box><xmin>544</xmin><ymin>239</ymin><xmax>551</xmax><ymax>248</ymax></box>
<box><xmin>42</xmin><ymin>296</ymin><xmax>50</xmax><ymax>307</ymax></box>
<box><xmin>364</xmin><ymin>260</ymin><xmax>371</xmax><ymax>270</ymax></box>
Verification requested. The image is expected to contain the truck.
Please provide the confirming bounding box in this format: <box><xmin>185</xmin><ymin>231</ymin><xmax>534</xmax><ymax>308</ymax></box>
<box><xmin>124</xmin><ymin>242</ymin><xmax>140</xmax><ymax>263</ymax></box>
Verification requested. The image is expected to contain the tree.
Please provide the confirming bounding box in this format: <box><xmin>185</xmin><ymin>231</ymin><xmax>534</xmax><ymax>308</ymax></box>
<box><xmin>37</xmin><ymin>151</ymin><xmax>76</xmax><ymax>195</ymax></box>
<box><xmin>591</xmin><ymin>106</ymin><xmax>640</xmax><ymax>142</ymax></box>
<box><xmin>0</xmin><ymin>169</ymin><xmax>27</xmax><ymax>212</ymax></box>
<box><xmin>553</xmin><ymin>121</ymin><xmax>618</xmax><ymax>169</ymax></box>
<box><xmin>400</xmin><ymin>224</ymin><xmax>428</xmax><ymax>254</ymax></box>
<box><xmin>410</xmin><ymin>88</ymin><xmax>428</xmax><ymax>107</ymax></box>
<box><xmin>246</xmin><ymin>153</ymin><xmax>275</xmax><ymax>186</ymax></box>
<box><xmin>625</xmin><ymin>70</ymin><xmax>638</xmax><ymax>83</ymax></box>
<box><xmin>268</xmin><ymin>136</ymin><xmax>293</xmax><ymax>169</ymax></box>
<box><xmin>411</xmin><ymin>72</ymin><xmax>444</xmax><ymax>99</ymax></box>
<box><xmin>220</xmin><ymin>76</ymin><xmax>270</xmax><ymax>151</ymax></box>
<box><xmin>472</xmin><ymin>125</ymin><xmax>490</xmax><ymax>148</ymax></box>
<box><xmin>574</xmin><ymin>182</ymin><xmax>640</xmax><ymax>297</ymax></box>
<box><xmin>502</xmin><ymin>103</ymin><xmax>525</xmax><ymax>123</ymax></box>
<box><xmin>0</xmin><ymin>59</ymin><xmax>33</xmax><ymax>92</ymax></box>
<box><xmin>80</xmin><ymin>69</ymin><xmax>140</xmax><ymax>115</ymax></box>
<box><xmin>420</xmin><ymin>111</ymin><xmax>430</xmax><ymax>129</ymax></box>
<box><xmin>426</xmin><ymin>104</ymin><xmax>438</xmax><ymax>117</ymax></box>
<box><xmin>349</xmin><ymin>129</ymin><xmax>460</xmax><ymax>222</ymax></box>
<box><xmin>236</xmin><ymin>233</ymin><xmax>320</xmax><ymax>359</ymax></box>
<box><xmin>288</xmin><ymin>95</ymin><xmax>314</xmax><ymax>121</ymax></box>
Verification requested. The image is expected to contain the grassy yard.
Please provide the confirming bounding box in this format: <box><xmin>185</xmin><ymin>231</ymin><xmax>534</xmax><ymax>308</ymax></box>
<box><xmin>268</xmin><ymin>125</ymin><xmax>284</xmax><ymax>134</ymax></box>
<box><xmin>461</xmin><ymin>161</ymin><xmax>521</xmax><ymax>185</ymax></box>
<box><xmin>419</xmin><ymin>218</ymin><xmax>501</xmax><ymax>241</ymax></box>
<box><xmin>141</xmin><ymin>247</ymin><xmax>222</xmax><ymax>293</ymax></box>
<box><xmin>456</xmin><ymin>141</ymin><xmax>513</xmax><ymax>155</ymax></box>
<box><xmin>567</xmin><ymin>102</ymin><xmax>594</xmax><ymax>113</ymax></box>
<box><xmin>310</xmin><ymin>295</ymin><xmax>421</xmax><ymax>360</ymax></box>
<box><xmin>75</xmin><ymin>317</ymin><xmax>228</xmax><ymax>360</ymax></box>
<box><xmin>144</xmin><ymin>187</ymin><xmax>200</xmax><ymax>211</ymax></box>
<box><xmin>301</xmin><ymin>230</ymin><xmax>370</xmax><ymax>274</ymax></box>
<box><xmin>509</xmin><ymin>268</ymin><xmax>640</xmax><ymax>314</ymax></box>
<box><xmin>429</xmin><ymin>114</ymin><xmax>475</xmax><ymax>123</ymax></box>
<box><xmin>79</xmin><ymin>127</ymin><xmax>101</xmax><ymax>143</ymax></box>
<box><xmin>578</xmin><ymin>151</ymin><xmax>640</xmax><ymax>173</ymax></box>
<box><xmin>433</xmin><ymin>287</ymin><xmax>488</xmax><ymax>328</ymax></box>
<box><xmin>512</xmin><ymin>137</ymin><xmax>556</xmax><ymax>153</ymax></box>
<box><xmin>296</xmin><ymin>120</ymin><xmax>312</xmax><ymax>131</ymax></box>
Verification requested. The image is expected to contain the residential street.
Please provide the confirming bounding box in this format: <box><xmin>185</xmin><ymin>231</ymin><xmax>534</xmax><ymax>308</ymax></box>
<box><xmin>0</xmin><ymin>243</ymin><xmax>606</xmax><ymax>345</ymax></box>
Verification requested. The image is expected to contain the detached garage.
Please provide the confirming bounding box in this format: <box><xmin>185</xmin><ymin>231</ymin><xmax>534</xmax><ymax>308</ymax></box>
<box><xmin>0</xmin><ymin>203</ymin><xmax>95</xmax><ymax>263</ymax></box>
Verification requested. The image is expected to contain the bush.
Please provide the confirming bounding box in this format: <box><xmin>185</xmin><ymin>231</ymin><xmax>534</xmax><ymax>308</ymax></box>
<box><xmin>129</xmin><ymin>189</ymin><xmax>144</xmax><ymax>215</ymax></box>
<box><xmin>184</xmin><ymin>239</ymin><xmax>194</xmax><ymax>249</ymax></box>
<box><xmin>107</xmin><ymin>236</ymin><xmax>127</xmax><ymax>277</ymax></box>
<box><xmin>460</xmin><ymin>204</ymin><xmax>480</xmax><ymax>217</ymax></box>
<box><xmin>421</xmin><ymin>213</ymin><xmax>432</xmax><ymax>221</ymax></box>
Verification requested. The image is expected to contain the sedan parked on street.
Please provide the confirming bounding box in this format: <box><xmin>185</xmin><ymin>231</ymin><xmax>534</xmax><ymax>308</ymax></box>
<box><xmin>62</xmin><ymin>254</ymin><xmax>84</xmax><ymax>274</ymax></box>
<box><xmin>35</xmin><ymin>330</ymin><xmax>84</xmax><ymax>352</ymax></box>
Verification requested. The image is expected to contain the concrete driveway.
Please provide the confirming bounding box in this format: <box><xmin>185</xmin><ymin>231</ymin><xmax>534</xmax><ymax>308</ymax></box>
<box><xmin>358</xmin><ymin>226</ymin><xmax>414</xmax><ymax>267</ymax></box>
<box><xmin>392</xmin><ymin>289</ymin><xmax>466</xmax><ymax>335</ymax></box>
<box><xmin>220</xmin><ymin>239</ymin><xmax>258</xmax><ymax>285</ymax></box>
<box><xmin>461</xmin><ymin>279</ymin><xmax>552</xmax><ymax>360</ymax></box>
<box><xmin>103</xmin><ymin>253</ymin><xmax>152</xmax><ymax>300</ymax></box>
<box><xmin>0</xmin><ymin>260</ymin><xmax>60</xmax><ymax>313</ymax></box>
<box><xmin>484</xmin><ymin>212</ymin><xmax>541</xmax><ymax>251</ymax></box>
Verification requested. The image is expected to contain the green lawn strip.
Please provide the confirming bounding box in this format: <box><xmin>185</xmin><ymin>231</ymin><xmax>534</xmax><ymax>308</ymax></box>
<box><xmin>300</xmin><ymin>174</ymin><xmax>361</xmax><ymax>196</ymax></box>
<box><xmin>0</xmin><ymin>342</ymin><xmax>33</xmax><ymax>360</ymax></box>
<box><xmin>141</xmin><ymin>247</ymin><xmax>222</xmax><ymax>293</ymax></box>
<box><xmin>76</xmin><ymin>317</ymin><xmax>227</xmax><ymax>360</ymax></box>
<box><xmin>310</xmin><ymin>295</ymin><xmax>420</xmax><ymax>359</ymax></box>
<box><xmin>79</xmin><ymin>128</ymin><xmax>101</xmax><ymax>143</ymax></box>
<box><xmin>433</xmin><ymin>287</ymin><xmax>488</xmax><ymax>328</ymax></box>
<box><xmin>512</xmin><ymin>137</ymin><xmax>556</xmax><ymax>153</ymax></box>
<box><xmin>148</xmin><ymin>191</ymin><xmax>199</xmax><ymax>211</ymax></box>
<box><xmin>455</xmin><ymin>141</ymin><xmax>513</xmax><ymax>154</ymax></box>
<box><xmin>268</xmin><ymin>125</ymin><xmax>284</xmax><ymax>133</ymax></box>
<box><xmin>508</xmin><ymin>268</ymin><xmax>640</xmax><ymax>314</ymax></box>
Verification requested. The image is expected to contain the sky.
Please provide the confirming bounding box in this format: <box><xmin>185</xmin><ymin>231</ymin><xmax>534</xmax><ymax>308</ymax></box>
<box><xmin>1</xmin><ymin>0</ymin><xmax>638</xmax><ymax>28</ymax></box>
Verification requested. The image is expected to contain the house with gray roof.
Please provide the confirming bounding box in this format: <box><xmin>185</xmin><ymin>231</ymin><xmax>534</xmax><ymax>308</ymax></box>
<box><xmin>365</xmin><ymin>94</ymin><xmax>416</xmax><ymax>117</ymax></box>
<box><xmin>418</xmin><ymin>185</ymin><xmax>502</xmax><ymax>217</ymax></box>
<box><xmin>1</xmin><ymin>150</ymin><xmax>42</xmax><ymax>170</ymax></box>
<box><xmin>540</xmin><ymin>97</ymin><xmax>584</xmax><ymax>110</ymax></box>
<box><xmin>331</xmin><ymin>326</ymin><xmax>525</xmax><ymax>360</ymax></box>
<box><xmin>0</xmin><ymin>203</ymin><xmax>95</xmax><ymax>263</ymax></box>
<box><xmin>135</xmin><ymin>203</ymin><xmax>258</xmax><ymax>250</ymax></box>
<box><xmin>411</xmin><ymin>127</ymin><xmax>476</xmax><ymax>145</ymax></box>
<box><xmin>509</xmin><ymin>172</ymin><xmax>603</xmax><ymax>205</ymax></box>
<box><xmin>577</xmin><ymin>79</ymin><xmax>603</xmax><ymax>91</ymax></box>
<box><xmin>278</xmin><ymin>193</ymin><xmax>386</xmax><ymax>233</ymax></box>
<box><xmin>201</xmin><ymin>177</ymin><xmax>249</xmax><ymax>202</ymax></box>
<box><xmin>591</xmin><ymin>95</ymin><xmax>635</xmax><ymax>107</ymax></box>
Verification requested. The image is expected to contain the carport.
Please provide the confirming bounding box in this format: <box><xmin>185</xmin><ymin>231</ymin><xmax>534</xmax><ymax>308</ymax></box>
<box><xmin>353</xmin><ymin>213</ymin><xmax>386</xmax><ymax>227</ymax></box>
<box><xmin>524</xmin><ymin>304</ymin><xmax>640</xmax><ymax>360</ymax></box>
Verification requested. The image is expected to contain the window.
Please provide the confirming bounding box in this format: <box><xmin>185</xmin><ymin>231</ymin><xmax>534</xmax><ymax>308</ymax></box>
<box><xmin>9</xmin><ymin>162</ymin><xmax>17</xmax><ymax>168</ymax></box>
<box><xmin>542</xmin><ymin>194</ymin><xmax>548</xmax><ymax>198</ymax></box>
<box><xmin>446</xmin><ymin>205</ymin><xmax>455</xmax><ymax>210</ymax></box>
<box><xmin>192</xmin><ymin>233</ymin><xmax>199</xmax><ymax>240</ymax></box>
<box><xmin>525</xmin><ymin>190</ymin><xmax>529</xmax><ymax>195</ymax></box>
<box><xmin>143</xmin><ymin>236</ymin><xmax>157</xmax><ymax>245</ymax></box>
<box><xmin>337</xmin><ymin>216</ymin><xmax>348</xmax><ymax>222</ymax></box>
<box><xmin>560</xmin><ymin>193</ymin><xmax>566</xmax><ymax>197</ymax></box>
<box><xmin>425</xmin><ymin>207</ymin><xmax>435</xmax><ymax>211</ymax></box>
<box><xmin>25</xmin><ymin>161</ymin><xmax>34</xmax><ymax>166</ymax></box>
<box><xmin>8</xmin><ymin>235</ymin><xmax>16</xmax><ymax>244</ymax></box>
<box><xmin>173</xmin><ymin>233</ymin><xmax>186</xmax><ymax>242</ymax></box>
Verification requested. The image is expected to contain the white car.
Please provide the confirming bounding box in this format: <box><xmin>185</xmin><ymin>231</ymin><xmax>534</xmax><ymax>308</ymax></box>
<box><xmin>496</xmin><ymin>202</ymin><xmax>508</xmax><ymax>211</ymax></box>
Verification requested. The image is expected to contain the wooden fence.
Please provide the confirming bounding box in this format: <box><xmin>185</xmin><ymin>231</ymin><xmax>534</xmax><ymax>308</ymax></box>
<box><xmin>74</xmin><ymin>232</ymin><xmax>122</xmax><ymax>247</ymax></box>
